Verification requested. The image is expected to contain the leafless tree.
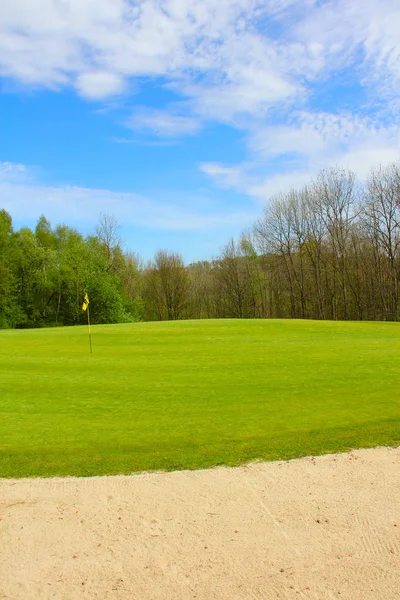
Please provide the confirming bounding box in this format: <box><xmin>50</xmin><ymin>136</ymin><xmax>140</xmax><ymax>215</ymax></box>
<box><xmin>96</xmin><ymin>213</ymin><xmax>122</xmax><ymax>272</ymax></box>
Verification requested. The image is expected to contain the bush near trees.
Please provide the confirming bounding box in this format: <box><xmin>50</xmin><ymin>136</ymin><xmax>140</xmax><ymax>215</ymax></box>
<box><xmin>1</xmin><ymin>162</ymin><xmax>400</xmax><ymax>328</ymax></box>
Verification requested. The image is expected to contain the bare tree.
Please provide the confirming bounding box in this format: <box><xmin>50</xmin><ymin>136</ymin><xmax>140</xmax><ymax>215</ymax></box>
<box><xmin>215</xmin><ymin>239</ymin><xmax>246</xmax><ymax>317</ymax></box>
<box><xmin>363</xmin><ymin>163</ymin><xmax>400</xmax><ymax>320</ymax></box>
<box><xmin>314</xmin><ymin>167</ymin><xmax>357</xmax><ymax>319</ymax></box>
<box><xmin>96</xmin><ymin>213</ymin><xmax>122</xmax><ymax>272</ymax></box>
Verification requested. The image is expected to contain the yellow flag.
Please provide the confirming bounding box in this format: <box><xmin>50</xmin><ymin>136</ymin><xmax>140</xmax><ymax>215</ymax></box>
<box><xmin>82</xmin><ymin>293</ymin><xmax>89</xmax><ymax>311</ymax></box>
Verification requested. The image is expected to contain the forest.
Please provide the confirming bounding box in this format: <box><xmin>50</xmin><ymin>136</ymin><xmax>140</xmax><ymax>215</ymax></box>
<box><xmin>1</xmin><ymin>161</ymin><xmax>399</xmax><ymax>328</ymax></box>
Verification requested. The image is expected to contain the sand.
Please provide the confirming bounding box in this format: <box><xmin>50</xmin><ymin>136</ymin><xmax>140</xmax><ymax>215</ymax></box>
<box><xmin>1</xmin><ymin>447</ymin><xmax>399</xmax><ymax>600</ymax></box>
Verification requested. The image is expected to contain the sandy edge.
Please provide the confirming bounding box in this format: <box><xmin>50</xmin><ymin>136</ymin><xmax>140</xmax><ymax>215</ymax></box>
<box><xmin>1</xmin><ymin>446</ymin><xmax>399</xmax><ymax>600</ymax></box>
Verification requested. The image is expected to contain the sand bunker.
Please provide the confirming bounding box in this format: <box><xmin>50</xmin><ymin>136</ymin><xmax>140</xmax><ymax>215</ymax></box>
<box><xmin>1</xmin><ymin>447</ymin><xmax>399</xmax><ymax>599</ymax></box>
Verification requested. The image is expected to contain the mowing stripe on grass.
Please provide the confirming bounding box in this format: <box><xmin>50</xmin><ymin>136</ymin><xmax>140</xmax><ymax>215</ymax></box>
<box><xmin>1</xmin><ymin>319</ymin><xmax>399</xmax><ymax>477</ymax></box>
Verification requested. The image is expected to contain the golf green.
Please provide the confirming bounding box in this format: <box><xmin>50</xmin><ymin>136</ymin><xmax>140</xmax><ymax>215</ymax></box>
<box><xmin>1</xmin><ymin>319</ymin><xmax>399</xmax><ymax>477</ymax></box>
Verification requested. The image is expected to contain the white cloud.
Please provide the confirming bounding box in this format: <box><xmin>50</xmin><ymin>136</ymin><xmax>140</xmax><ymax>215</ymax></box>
<box><xmin>248</xmin><ymin>112</ymin><xmax>395</xmax><ymax>160</ymax></box>
<box><xmin>292</xmin><ymin>0</ymin><xmax>400</xmax><ymax>90</ymax></box>
<box><xmin>1</xmin><ymin>0</ymin><xmax>399</xmax><ymax>108</ymax></box>
<box><xmin>75</xmin><ymin>71</ymin><xmax>125</xmax><ymax>99</ymax></box>
<box><xmin>1</xmin><ymin>0</ymin><xmax>400</xmax><ymax>206</ymax></box>
<box><xmin>0</xmin><ymin>161</ymin><xmax>252</xmax><ymax>231</ymax></box>
<box><xmin>201</xmin><ymin>113</ymin><xmax>400</xmax><ymax>200</ymax></box>
<box><xmin>112</xmin><ymin>137</ymin><xmax>177</xmax><ymax>147</ymax></box>
<box><xmin>1</xmin><ymin>0</ymin><xmax>399</xmax><ymax>129</ymax></box>
<box><xmin>127</xmin><ymin>108</ymin><xmax>201</xmax><ymax>137</ymax></box>
<box><xmin>248</xmin><ymin>170</ymin><xmax>316</xmax><ymax>199</ymax></box>
<box><xmin>0</xmin><ymin>0</ymin><xmax>303</xmax><ymax>108</ymax></box>
<box><xmin>199</xmin><ymin>163</ymin><xmax>247</xmax><ymax>191</ymax></box>
<box><xmin>0</xmin><ymin>161</ymin><xmax>27</xmax><ymax>180</ymax></box>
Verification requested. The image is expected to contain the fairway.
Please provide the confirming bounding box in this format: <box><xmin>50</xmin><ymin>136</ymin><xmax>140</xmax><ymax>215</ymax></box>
<box><xmin>1</xmin><ymin>319</ymin><xmax>399</xmax><ymax>477</ymax></box>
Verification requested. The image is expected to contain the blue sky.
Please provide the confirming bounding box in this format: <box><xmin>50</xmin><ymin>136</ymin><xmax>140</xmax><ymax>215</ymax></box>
<box><xmin>1</xmin><ymin>0</ymin><xmax>400</xmax><ymax>262</ymax></box>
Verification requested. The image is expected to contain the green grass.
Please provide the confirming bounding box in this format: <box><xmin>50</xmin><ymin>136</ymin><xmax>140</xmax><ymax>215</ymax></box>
<box><xmin>0</xmin><ymin>319</ymin><xmax>399</xmax><ymax>478</ymax></box>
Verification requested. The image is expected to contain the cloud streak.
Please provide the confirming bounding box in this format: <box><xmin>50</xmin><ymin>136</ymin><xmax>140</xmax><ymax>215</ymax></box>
<box><xmin>127</xmin><ymin>107</ymin><xmax>201</xmax><ymax>137</ymax></box>
<box><xmin>200</xmin><ymin>113</ymin><xmax>400</xmax><ymax>200</ymax></box>
<box><xmin>0</xmin><ymin>161</ymin><xmax>254</xmax><ymax>232</ymax></box>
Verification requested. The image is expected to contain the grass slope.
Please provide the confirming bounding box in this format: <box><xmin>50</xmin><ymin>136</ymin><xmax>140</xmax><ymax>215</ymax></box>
<box><xmin>1</xmin><ymin>319</ymin><xmax>399</xmax><ymax>477</ymax></box>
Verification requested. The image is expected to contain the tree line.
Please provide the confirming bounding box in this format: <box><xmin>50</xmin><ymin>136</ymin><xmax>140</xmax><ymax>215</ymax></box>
<box><xmin>1</xmin><ymin>161</ymin><xmax>400</xmax><ymax>328</ymax></box>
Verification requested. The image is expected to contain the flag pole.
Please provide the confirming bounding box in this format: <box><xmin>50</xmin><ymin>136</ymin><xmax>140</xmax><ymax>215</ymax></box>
<box><xmin>82</xmin><ymin>293</ymin><xmax>92</xmax><ymax>354</ymax></box>
<box><xmin>87</xmin><ymin>303</ymin><xmax>92</xmax><ymax>354</ymax></box>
